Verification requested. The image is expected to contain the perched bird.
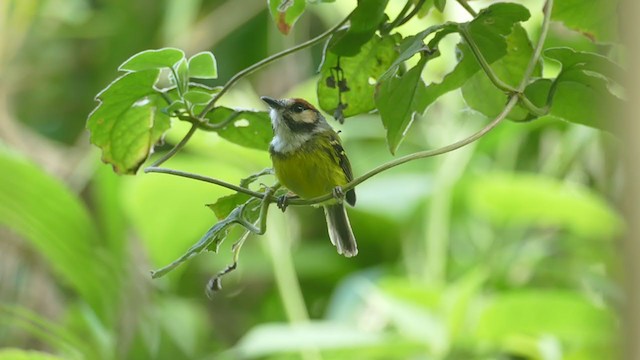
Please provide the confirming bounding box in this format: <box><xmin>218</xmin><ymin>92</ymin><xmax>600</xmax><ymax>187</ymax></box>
<box><xmin>261</xmin><ymin>96</ymin><xmax>358</xmax><ymax>257</ymax></box>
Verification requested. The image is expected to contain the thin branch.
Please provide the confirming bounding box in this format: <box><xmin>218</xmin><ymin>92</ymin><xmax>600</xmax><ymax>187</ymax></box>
<box><xmin>196</xmin><ymin>12</ymin><xmax>353</xmax><ymax>119</ymax></box>
<box><xmin>144</xmin><ymin>166</ymin><xmax>265</xmax><ymax>198</ymax></box>
<box><xmin>456</xmin><ymin>0</ymin><xmax>478</xmax><ymax>17</ymax></box>
<box><xmin>458</xmin><ymin>26</ymin><xmax>516</xmax><ymax>93</ymax></box>
<box><xmin>148</xmin><ymin>123</ymin><xmax>198</xmax><ymax>168</ymax></box>
<box><xmin>517</xmin><ymin>0</ymin><xmax>553</xmax><ymax>93</ymax></box>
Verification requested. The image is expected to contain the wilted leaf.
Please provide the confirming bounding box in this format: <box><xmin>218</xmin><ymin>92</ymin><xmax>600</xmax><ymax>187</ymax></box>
<box><xmin>268</xmin><ymin>0</ymin><xmax>306</xmax><ymax>35</ymax></box>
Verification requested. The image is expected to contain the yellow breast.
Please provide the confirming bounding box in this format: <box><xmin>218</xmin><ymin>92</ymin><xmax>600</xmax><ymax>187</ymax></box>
<box><xmin>271</xmin><ymin>138</ymin><xmax>348</xmax><ymax>200</ymax></box>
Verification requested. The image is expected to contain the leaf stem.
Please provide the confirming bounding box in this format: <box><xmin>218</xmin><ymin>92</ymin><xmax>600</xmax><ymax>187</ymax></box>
<box><xmin>148</xmin><ymin>123</ymin><xmax>198</xmax><ymax>168</ymax></box>
<box><xmin>518</xmin><ymin>0</ymin><xmax>553</xmax><ymax>93</ymax></box>
<box><xmin>456</xmin><ymin>0</ymin><xmax>478</xmax><ymax>16</ymax></box>
<box><xmin>458</xmin><ymin>25</ymin><xmax>516</xmax><ymax>93</ymax></box>
<box><xmin>396</xmin><ymin>0</ymin><xmax>427</xmax><ymax>27</ymax></box>
<box><xmin>196</xmin><ymin>12</ymin><xmax>352</xmax><ymax>119</ymax></box>
<box><xmin>384</xmin><ymin>0</ymin><xmax>414</xmax><ymax>33</ymax></box>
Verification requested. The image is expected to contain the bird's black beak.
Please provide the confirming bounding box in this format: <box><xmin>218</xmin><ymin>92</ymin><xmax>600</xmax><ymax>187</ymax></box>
<box><xmin>261</xmin><ymin>96</ymin><xmax>283</xmax><ymax>110</ymax></box>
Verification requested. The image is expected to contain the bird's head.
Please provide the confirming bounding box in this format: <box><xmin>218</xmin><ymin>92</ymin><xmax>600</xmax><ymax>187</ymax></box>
<box><xmin>261</xmin><ymin>96</ymin><xmax>333</xmax><ymax>153</ymax></box>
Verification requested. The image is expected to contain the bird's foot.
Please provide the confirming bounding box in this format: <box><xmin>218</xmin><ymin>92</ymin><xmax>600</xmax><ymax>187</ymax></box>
<box><xmin>332</xmin><ymin>186</ymin><xmax>345</xmax><ymax>204</ymax></box>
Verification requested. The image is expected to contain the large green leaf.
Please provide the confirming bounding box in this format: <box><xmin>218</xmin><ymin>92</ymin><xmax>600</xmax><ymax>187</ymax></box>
<box><xmin>87</xmin><ymin>70</ymin><xmax>171</xmax><ymax>174</ymax></box>
<box><xmin>521</xmin><ymin>48</ymin><xmax>624</xmax><ymax>131</ymax></box>
<box><xmin>318</xmin><ymin>34</ymin><xmax>398</xmax><ymax>119</ymax></box>
<box><xmin>375</xmin><ymin>57</ymin><xmax>429</xmax><ymax>154</ymax></box>
<box><xmin>551</xmin><ymin>0</ymin><xmax>619</xmax><ymax>43</ymax></box>
<box><xmin>268</xmin><ymin>0</ymin><xmax>306</xmax><ymax>35</ymax></box>
<box><xmin>0</xmin><ymin>151</ymin><xmax>116</xmax><ymax>319</ymax></box>
<box><xmin>204</xmin><ymin>107</ymin><xmax>272</xmax><ymax>151</ymax></box>
<box><xmin>461</xmin><ymin>25</ymin><xmax>539</xmax><ymax>120</ymax></box>
<box><xmin>329</xmin><ymin>0</ymin><xmax>388</xmax><ymax>56</ymax></box>
<box><xmin>467</xmin><ymin>172</ymin><xmax>623</xmax><ymax>238</ymax></box>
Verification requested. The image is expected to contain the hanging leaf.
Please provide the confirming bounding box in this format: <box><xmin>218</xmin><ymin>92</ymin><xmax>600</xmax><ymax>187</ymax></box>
<box><xmin>268</xmin><ymin>0</ymin><xmax>306</xmax><ymax>35</ymax></box>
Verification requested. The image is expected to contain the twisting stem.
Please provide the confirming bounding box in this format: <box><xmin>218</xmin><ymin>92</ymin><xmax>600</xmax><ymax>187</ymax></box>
<box><xmin>148</xmin><ymin>123</ymin><xmax>198</xmax><ymax>168</ymax></box>
<box><xmin>196</xmin><ymin>12</ymin><xmax>353</xmax><ymax>119</ymax></box>
<box><xmin>458</xmin><ymin>26</ymin><xmax>516</xmax><ymax>93</ymax></box>
<box><xmin>385</xmin><ymin>0</ymin><xmax>413</xmax><ymax>33</ymax></box>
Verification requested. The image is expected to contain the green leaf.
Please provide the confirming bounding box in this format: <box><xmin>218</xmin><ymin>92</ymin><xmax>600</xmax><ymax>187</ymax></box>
<box><xmin>175</xmin><ymin>58</ymin><xmax>189</xmax><ymax>95</ymax></box>
<box><xmin>118</xmin><ymin>48</ymin><xmax>185</xmax><ymax>72</ymax></box>
<box><xmin>434</xmin><ymin>0</ymin><xmax>446</xmax><ymax>12</ymax></box>
<box><xmin>151</xmin><ymin>196</ymin><xmax>262</xmax><ymax>278</ymax></box>
<box><xmin>207</xmin><ymin>193</ymin><xmax>251</xmax><ymax>220</ymax></box>
<box><xmin>461</xmin><ymin>25</ymin><xmax>539</xmax><ymax>120</ymax></box>
<box><xmin>521</xmin><ymin>48</ymin><xmax>624</xmax><ymax>131</ymax></box>
<box><xmin>329</xmin><ymin>0</ymin><xmax>389</xmax><ymax>56</ymax></box>
<box><xmin>375</xmin><ymin>56</ymin><xmax>429</xmax><ymax>154</ymax></box>
<box><xmin>551</xmin><ymin>0</ymin><xmax>619</xmax><ymax>43</ymax></box>
<box><xmin>421</xmin><ymin>3</ymin><xmax>530</xmax><ymax>109</ymax></box>
<box><xmin>87</xmin><ymin>70</ymin><xmax>171</xmax><ymax>174</ymax></box>
<box><xmin>381</xmin><ymin>23</ymin><xmax>457</xmax><ymax>81</ymax></box>
<box><xmin>467</xmin><ymin>172</ymin><xmax>623</xmax><ymax>238</ymax></box>
<box><xmin>0</xmin><ymin>151</ymin><xmax>116</xmax><ymax>319</ymax></box>
<box><xmin>183</xmin><ymin>90</ymin><xmax>213</xmax><ymax>105</ymax></box>
<box><xmin>205</xmin><ymin>107</ymin><xmax>272</xmax><ymax>151</ymax></box>
<box><xmin>318</xmin><ymin>34</ymin><xmax>398</xmax><ymax>119</ymax></box>
<box><xmin>187</xmin><ymin>51</ymin><xmax>217</xmax><ymax>79</ymax></box>
<box><xmin>477</xmin><ymin>290</ymin><xmax>616</xmax><ymax>345</ymax></box>
<box><xmin>268</xmin><ymin>0</ymin><xmax>306</xmax><ymax>35</ymax></box>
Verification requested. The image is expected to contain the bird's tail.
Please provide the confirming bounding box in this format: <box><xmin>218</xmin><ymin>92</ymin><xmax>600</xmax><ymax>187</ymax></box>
<box><xmin>323</xmin><ymin>204</ymin><xmax>358</xmax><ymax>257</ymax></box>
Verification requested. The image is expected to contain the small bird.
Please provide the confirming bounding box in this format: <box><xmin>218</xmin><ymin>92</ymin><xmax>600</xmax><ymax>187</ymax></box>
<box><xmin>261</xmin><ymin>96</ymin><xmax>358</xmax><ymax>257</ymax></box>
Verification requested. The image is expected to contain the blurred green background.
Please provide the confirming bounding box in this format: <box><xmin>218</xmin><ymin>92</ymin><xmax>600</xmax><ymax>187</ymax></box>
<box><xmin>0</xmin><ymin>0</ymin><xmax>624</xmax><ymax>359</ymax></box>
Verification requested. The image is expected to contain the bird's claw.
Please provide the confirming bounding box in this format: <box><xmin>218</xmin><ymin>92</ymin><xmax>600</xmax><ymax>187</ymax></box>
<box><xmin>277</xmin><ymin>195</ymin><xmax>289</xmax><ymax>212</ymax></box>
<box><xmin>332</xmin><ymin>186</ymin><xmax>345</xmax><ymax>204</ymax></box>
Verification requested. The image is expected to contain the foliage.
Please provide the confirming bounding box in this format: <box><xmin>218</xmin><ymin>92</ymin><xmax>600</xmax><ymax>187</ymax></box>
<box><xmin>0</xmin><ymin>0</ymin><xmax>624</xmax><ymax>359</ymax></box>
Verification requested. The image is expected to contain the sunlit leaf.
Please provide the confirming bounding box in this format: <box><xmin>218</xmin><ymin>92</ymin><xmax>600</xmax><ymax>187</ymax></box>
<box><xmin>183</xmin><ymin>90</ymin><xmax>213</xmax><ymax>105</ymax></box>
<box><xmin>329</xmin><ymin>0</ymin><xmax>388</xmax><ymax>56</ymax></box>
<box><xmin>318</xmin><ymin>34</ymin><xmax>398</xmax><ymax>119</ymax></box>
<box><xmin>268</xmin><ymin>0</ymin><xmax>306</xmax><ymax>35</ymax></box>
<box><xmin>187</xmin><ymin>51</ymin><xmax>218</xmax><ymax>79</ymax></box>
<box><xmin>205</xmin><ymin>107</ymin><xmax>272</xmax><ymax>151</ymax></box>
<box><xmin>375</xmin><ymin>56</ymin><xmax>429</xmax><ymax>154</ymax></box>
<box><xmin>118</xmin><ymin>48</ymin><xmax>185</xmax><ymax>72</ymax></box>
<box><xmin>87</xmin><ymin>70</ymin><xmax>170</xmax><ymax>174</ymax></box>
<box><xmin>551</xmin><ymin>0</ymin><xmax>619</xmax><ymax>43</ymax></box>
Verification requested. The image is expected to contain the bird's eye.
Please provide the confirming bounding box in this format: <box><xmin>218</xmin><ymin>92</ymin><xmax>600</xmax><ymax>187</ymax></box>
<box><xmin>291</xmin><ymin>104</ymin><xmax>305</xmax><ymax>113</ymax></box>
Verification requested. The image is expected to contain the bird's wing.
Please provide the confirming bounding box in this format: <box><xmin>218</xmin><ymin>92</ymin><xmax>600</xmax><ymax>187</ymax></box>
<box><xmin>328</xmin><ymin>132</ymin><xmax>356</xmax><ymax>206</ymax></box>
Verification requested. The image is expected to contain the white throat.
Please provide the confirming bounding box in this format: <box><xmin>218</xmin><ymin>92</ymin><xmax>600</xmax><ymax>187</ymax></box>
<box><xmin>269</xmin><ymin>108</ymin><xmax>313</xmax><ymax>154</ymax></box>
